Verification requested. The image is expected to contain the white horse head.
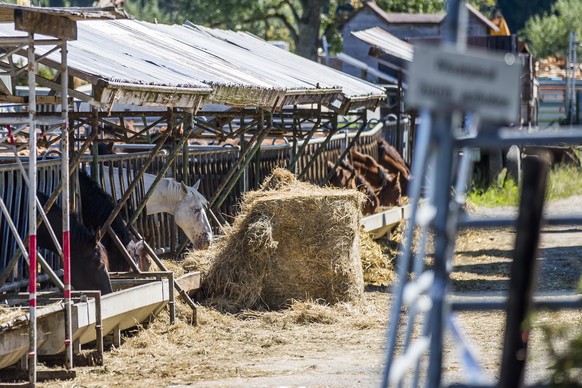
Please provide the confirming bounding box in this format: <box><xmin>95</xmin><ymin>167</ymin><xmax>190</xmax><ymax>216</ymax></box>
<box><xmin>91</xmin><ymin>165</ymin><xmax>213</xmax><ymax>249</ymax></box>
<box><xmin>169</xmin><ymin>179</ymin><xmax>213</xmax><ymax>249</ymax></box>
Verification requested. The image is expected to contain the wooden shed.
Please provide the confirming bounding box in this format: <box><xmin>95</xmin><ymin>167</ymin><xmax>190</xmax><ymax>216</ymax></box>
<box><xmin>341</xmin><ymin>1</ymin><xmax>499</xmax><ymax>81</ymax></box>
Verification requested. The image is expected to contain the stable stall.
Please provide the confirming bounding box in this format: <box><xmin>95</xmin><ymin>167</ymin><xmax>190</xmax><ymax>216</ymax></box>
<box><xmin>0</xmin><ymin>5</ymin><xmax>387</xmax><ymax>382</ymax></box>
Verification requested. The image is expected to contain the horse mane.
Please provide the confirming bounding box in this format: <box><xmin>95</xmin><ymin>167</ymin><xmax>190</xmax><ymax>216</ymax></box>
<box><xmin>96</xmin><ymin>241</ymin><xmax>109</xmax><ymax>270</ymax></box>
<box><xmin>78</xmin><ymin>169</ymin><xmax>131</xmax><ymax>238</ymax></box>
<box><xmin>78</xmin><ymin>169</ymin><xmax>134</xmax><ymax>271</ymax></box>
<box><xmin>36</xmin><ymin>191</ymin><xmax>100</xmax><ymax>254</ymax></box>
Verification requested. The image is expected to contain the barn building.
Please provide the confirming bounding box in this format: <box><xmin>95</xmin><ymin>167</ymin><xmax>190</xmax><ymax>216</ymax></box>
<box><xmin>340</xmin><ymin>1</ymin><xmax>499</xmax><ymax>81</ymax></box>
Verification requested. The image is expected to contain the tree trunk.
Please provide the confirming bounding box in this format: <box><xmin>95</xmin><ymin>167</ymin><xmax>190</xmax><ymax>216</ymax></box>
<box><xmin>294</xmin><ymin>0</ymin><xmax>326</xmax><ymax>60</ymax></box>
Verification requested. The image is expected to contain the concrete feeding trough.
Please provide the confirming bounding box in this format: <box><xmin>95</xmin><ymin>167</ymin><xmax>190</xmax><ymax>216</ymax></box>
<box><xmin>0</xmin><ymin>304</ymin><xmax>63</xmax><ymax>370</ymax></box>
<box><xmin>361</xmin><ymin>204</ymin><xmax>413</xmax><ymax>239</ymax></box>
<box><xmin>0</xmin><ymin>271</ymin><xmax>196</xmax><ymax>369</ymax></box>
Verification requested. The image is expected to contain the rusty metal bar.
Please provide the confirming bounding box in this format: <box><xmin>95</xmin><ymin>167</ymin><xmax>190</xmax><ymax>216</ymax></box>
<box><xmin>320</xmin><ymin>111</ymin><xmax>367</xmax><ymax>186</ymax></box>
<box><xmin>208</xmin><ymin>112</ymin><xmax>269</xmax><ymax>209</ymax></box>
<box><xmin>287</xmin><ymin>107</ymin><xmax>322</xmax><ymax>172</ymax></box>
<box><xmin>107</xmin><ymin>226</ymin><xmax>140</xmax><ymax>273</ymax></box>
<box><xmin>297</xmin><ymin>125</ymin><xmax>339</xmax><ymax>180</ymax></box>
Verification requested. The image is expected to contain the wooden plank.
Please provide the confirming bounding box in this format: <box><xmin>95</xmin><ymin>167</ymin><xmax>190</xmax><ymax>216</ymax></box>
<box><xmin>14</xmin><ymin>10</ymin><xmax>77</xmax><ymax>40</ymax></box>
<box><xmin>0</xmin><ymin>95</ymin><xmax>65</xmax><ymax>104</ymax></box>
<box><xmin>36</xmin><ymin>96</ymin><xmax>61</xmax><ymax>105</ymax></box>
<box><xmin>0</xmin><ymin>95</ymin><xmax>24</xmax><ymax>103</ymax></box>
<box><xmin>0</xmin><ymin>369</ymin><xmax>76</xmax><ymax>383</ymax></box>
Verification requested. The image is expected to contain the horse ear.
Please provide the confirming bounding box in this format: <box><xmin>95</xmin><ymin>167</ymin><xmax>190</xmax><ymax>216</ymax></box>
<box><xmin>192</xmin><ymin>179</ymin><xmax>201</xmax><ymax>191</ymax></box>
<box><xmin>136</xmin><ymin>239</ymin><xmax>145</xmax><ymax>252</ymax></box>
<box><xmin>180</xmin><ymin>181</ymin><xmax>189</xmax><ymax>193</ymax></box>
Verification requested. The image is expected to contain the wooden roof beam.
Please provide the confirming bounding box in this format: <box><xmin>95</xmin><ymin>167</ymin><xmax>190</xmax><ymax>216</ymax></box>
<box><xmin>14</xmin><ymin>9</ymin><xmax>77</xmax><ymax>40</ymax></box>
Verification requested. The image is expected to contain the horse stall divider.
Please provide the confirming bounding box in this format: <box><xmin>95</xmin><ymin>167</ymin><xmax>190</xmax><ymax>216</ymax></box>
<box><xmin>287</xmin><ymin>106</ymin><xmax>323</xmax><ymax>172</ymax></box>
<box><xmin>0</xmin><ymin>159</ymin><xmax>64</xmax><ymax>291</ymax></box>
<box><xmin>321</xmin><ymin>112</ymin><xmax>368</xmax><ymax>186</ymax></box>
<box><xmin>59</xmin><ymin>39</ymin><xmax>74</xmax><ymax>371</ymax></box>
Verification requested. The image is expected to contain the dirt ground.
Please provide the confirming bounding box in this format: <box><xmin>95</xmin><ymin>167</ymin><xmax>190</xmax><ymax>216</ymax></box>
<box><xmin>36</xmin><ymin>197</ymin><xmax>581</xmax><ymax>387</ymax></box>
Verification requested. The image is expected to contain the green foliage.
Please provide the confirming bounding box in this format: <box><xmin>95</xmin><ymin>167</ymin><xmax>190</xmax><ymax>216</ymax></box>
<box><xmin>521</xmin><ymin>0</ymin><xmax>582</xmax><ymax>58</ymax></box>
<box><xmin>468</xmin><ymin>163</ymin><xmax>582</xmax><ymax>207</ymax></box>
<box><xmin>123</xmin><ymin>0</ymin><xmax>176</xmax><ymax>24</ymax></box>
<box><xmin>467</xmin><ymin>169</ymin><xmax>520</xmax><ymax>207</ymax></box>
<box><xmin>545</xmin><ymin>164</ymin><xmax>582</xmax><ymax>201</ymax></box>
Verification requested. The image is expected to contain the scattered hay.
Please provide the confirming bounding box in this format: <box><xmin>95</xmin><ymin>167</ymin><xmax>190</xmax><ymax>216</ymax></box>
<box><xmin>0</xmin><ymin>305</ymin><xmax>27</xmax><ymax>327</ymax></box>
<box><xmin>159</xmin><ymin>258</ymin><xmax>186</xmax><ymax>277</ymax></box>
<box><xmin>360</xmin><ymin>229</ymin><xmax>396</xmax><ymax>285</ymax></box>
<box><xmin>285</xmin><ymin>299</ymin><xmax>339</xmax><ymax>325</ymax></box>
<box><xmin>204</xmin><ymin>168</ymin><xmax>365</xmax><ymax>311</ymax></box>
<box><xmin>182</xmin><ymin>245</ymin><xmax>217</xmax><ymax>277</ymax></box>
<box><xmin>258</xmin><ymin>167</ymin><xmax>296</xmax><ymax>191</ymax></box>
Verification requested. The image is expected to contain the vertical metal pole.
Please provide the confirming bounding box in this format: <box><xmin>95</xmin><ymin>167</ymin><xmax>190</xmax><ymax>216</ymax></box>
<box><xmin>426</xmin><ymin>1</ymin><xmax>466</xmax><ymax>386</ymax></box>
<box><xmin>182</xmin><ymin>113</ymin><xmax>190</xmax><ymax>186</ymax></box>
<box><xmin>382</xmin><ymin>111</ymin><xmax>431</xmax><ymax>386</ymax></box>
<box><xmin>397</xmin><ymin>70</ymin><xmax>402</xmax><ymax>152</ymax></box>
<box><xmin>573</xmin><ymin>32</ymin><xmax>578</xmax><ymax>125</ymax></box>
<box><xmin>61</xmin><ymin>41</ymin><xmax>73</xmax><ymax>370</ymax></box>
<box><xmin>567</xmin><ymin>32</ymin><xmax>578</xmax><ymax>126</ymax></box>
<box><xmin>91</xmin><ymin>106</ymin><xmax>99</xmax><ymax>182</ymax></box>
<box><xmin>27</xmin><ymin>32</ymin><xmax>37</xmax><ymax>386</ymax></box>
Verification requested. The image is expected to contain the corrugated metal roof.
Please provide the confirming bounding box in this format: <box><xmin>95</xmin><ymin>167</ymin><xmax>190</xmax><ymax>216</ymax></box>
<box><xmin>0</xmin><ymin>21</ymin><xmax>213</xmax><ymax>109</ymax></box>
<box><xmin>0</xmin><ymin>16</ymin><xmax>384</xmax><ymax>112</ymax></box>
<box><xmin>187</xmin><ymin>23</ymin><xmax>386</xmax><ymax>113</ymax></box>
<box><xmin>147</xmin><ymin>22</ymin><xmax>342</xmax><ymax>107</ymax></box>
<box><xmin>0</xmin><ymin>4</ymin><xmax>128</xmax><ymax>23</ymax></box>
<box><xmin>352</xmin><ymin>27</ymin><xmax>413</xmax><ymax>62</ymax></box>
<box><xmin>76</xmin><ymin>20</ymin><xmax>287</xmax><ymax>109</ymax></box>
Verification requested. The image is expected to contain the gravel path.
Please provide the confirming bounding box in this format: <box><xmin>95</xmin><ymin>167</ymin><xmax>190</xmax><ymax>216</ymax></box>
<box><xmin>37</xmin><ymin>198</ymin><xmax>581</xmax><ymax>388</ymax></box>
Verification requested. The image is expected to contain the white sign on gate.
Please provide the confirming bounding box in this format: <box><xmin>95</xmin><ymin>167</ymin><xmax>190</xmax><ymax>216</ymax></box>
<box><xmin>405</xmin><ymin>45</ymin><xmax>522</xmax><ymax>122</ymax></box>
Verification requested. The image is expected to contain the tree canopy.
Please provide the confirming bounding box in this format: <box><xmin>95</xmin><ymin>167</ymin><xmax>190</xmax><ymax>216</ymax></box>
<box><xmin>521</xmin><ymin>0</ymin><xmax>582</xmax><ymax>59</ymax></box>
<box><xmin>156</xmin><ymin>0</ymin><xmax>496</xmax><ymax>59</ymax></box>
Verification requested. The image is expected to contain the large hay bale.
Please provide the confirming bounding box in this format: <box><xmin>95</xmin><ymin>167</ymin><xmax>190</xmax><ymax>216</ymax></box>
<box><xmin>205</xmin><ymin>168</ymin><xmax>365</xmax><ymax>310</ymax></box>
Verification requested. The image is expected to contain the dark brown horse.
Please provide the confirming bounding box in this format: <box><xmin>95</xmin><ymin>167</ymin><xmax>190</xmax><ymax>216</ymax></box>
<box><xmin>327</xmin><ymin>160</ymin><xmax>379</xmax><ymax>215</ymax></box>
<box><xmin>377</xmin><ymin>138</ymin><xmax>411</xmax><ymax>195</ymax></box>
<box><xmin>349</xmin><ymin>149</ymin><xmax>402</xmax><ymax>207</ymax></box>
<box><xmin>36</xmin><ymin>192</ymin><xmax>113</xmax><ymax>295</ymax></box>
<box><xmin>77</xmin><ymin>170</ymin><xmax>150</xmax><ymax>272</ymax></box>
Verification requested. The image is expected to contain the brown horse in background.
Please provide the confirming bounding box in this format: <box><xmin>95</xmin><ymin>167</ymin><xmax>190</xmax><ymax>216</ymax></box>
<box><xmin>377</xmin><ymin>138</ymin><xmax>411</xmax><ymax>196</ymax></box>
<box><xmin>349</xmin><ymin>149</ymin><xmax>402</xmax><ymax>207</ymax></box>
<box><xmin>327</xmin><ymin>160</ymin><xmax>379</xmax><ymax>215</ymax></box>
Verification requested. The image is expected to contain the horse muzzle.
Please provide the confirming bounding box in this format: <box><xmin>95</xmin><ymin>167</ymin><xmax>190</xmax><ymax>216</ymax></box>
<box><xmin>195</xmin><ymin>233</ymin><xmax>212</xmax><ymax>250</ymax></box>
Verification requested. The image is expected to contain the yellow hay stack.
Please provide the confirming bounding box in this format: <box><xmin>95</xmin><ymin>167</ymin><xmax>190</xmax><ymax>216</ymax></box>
<box><xmin>204</xmin><ymin>168</ymin><xmax>365</xmax><ymax>310</ymax></box>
